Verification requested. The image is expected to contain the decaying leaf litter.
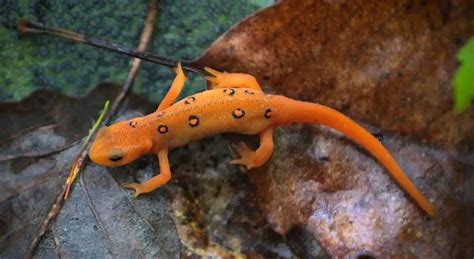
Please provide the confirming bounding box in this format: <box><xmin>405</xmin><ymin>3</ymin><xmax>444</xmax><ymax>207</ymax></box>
<box><xmin>1</xmin><ymin>0</ymin><xmax>474</xmax><ymax>258</ymax></box>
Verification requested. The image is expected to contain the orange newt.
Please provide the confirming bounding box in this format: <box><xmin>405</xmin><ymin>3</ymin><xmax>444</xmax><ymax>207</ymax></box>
<box><xmin>89</xmin><ymin>64</ymin><xmax>436</xmax><ymax>217</ymax></box>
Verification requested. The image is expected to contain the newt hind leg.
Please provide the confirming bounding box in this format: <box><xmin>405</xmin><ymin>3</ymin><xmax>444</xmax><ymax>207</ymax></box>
<box><xmin>205</xmin><ymin>67</ymin><xmax>263</xmax><ymax>91</ymax></box>
<box><xmin>231</xmin><ymin>128</ymin><xmax>274</xmax><ymax>169</ymax></box>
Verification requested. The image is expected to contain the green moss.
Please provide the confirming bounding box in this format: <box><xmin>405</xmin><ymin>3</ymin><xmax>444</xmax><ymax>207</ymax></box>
<box><xmin>0</xmin><ymin>0</ymin><xmax>270</xmax><ymax>103</ymax></box>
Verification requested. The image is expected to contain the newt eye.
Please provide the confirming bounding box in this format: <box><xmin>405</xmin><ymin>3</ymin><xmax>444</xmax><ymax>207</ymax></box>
<box><xmin>109</xmin><ymin>154</ymin><xmax>123</xmax><ymax>162</ymax></box>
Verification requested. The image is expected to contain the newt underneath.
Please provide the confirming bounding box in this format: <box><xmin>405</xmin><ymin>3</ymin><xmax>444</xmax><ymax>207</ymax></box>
<box><xmin>89</xmin><ymin>64</ymin><xmax>436</xmax><ymax>217</ymax></box>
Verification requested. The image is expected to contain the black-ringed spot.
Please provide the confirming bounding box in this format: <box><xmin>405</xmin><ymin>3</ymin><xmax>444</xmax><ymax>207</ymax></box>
<box><xmin>264</xmin><ymin>108</ymin><xmax>272</xmax><ymax>119</ymax></box>
<box><xmin>129</xmin><ymin>121</ymin><xmax>137</xmax><ymax>128</ymax></box>
<box><xmin>244</xmin><ymin>89</ymin><xmax>255</xmax><ymax>95</ymax></box>
<box><xmin>224</xmin><ymin>88</ymin><xmax>236</xmax><ymax>96</ymax></box>
<box><xmin>184</xmin><ymin>96</ymin><xmax>195</xmax><ymax>105</ymax></box>
<box><xmin>157</xmin><ymin>125</ymin><xmax>168</xmax><ymax>134</ymax></box>
<box><xmin>232</xmin><ymin>108</ymin><xmax>245</xmax><ymax>119</ymax></box>
<box><xmin>188</xmin><ymin>115</ymin><xmax>200</xmax><ymax>127</ymax></box>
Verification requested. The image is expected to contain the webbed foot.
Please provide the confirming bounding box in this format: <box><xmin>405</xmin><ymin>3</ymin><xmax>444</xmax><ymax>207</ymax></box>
<box><xmin>204</xmin><ymin>67</ymin><xmax>228</xmax><ymax>88</ymax></box>
<box><xmin>230</xmin><ymin>142</ymin><xmax>260</xmax><ymax>170</ymax></box>
<box><xmin>123</xmin><ymin>183</ymin><xmax>145</xmax><ymax>198</ymax></box>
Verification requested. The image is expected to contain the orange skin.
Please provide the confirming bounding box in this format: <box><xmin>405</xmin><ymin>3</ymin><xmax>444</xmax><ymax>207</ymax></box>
<box><xmin>89</xmin><ymin>64</ymin><xmax>436</xmax><ymax>217</ymax></box>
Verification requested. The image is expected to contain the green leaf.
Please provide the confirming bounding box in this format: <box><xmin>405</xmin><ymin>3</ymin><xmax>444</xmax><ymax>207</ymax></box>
<box><xmin>453</xmin><ymin>37</ymin><xmax>474</xmax><ymax>113</ymax></box>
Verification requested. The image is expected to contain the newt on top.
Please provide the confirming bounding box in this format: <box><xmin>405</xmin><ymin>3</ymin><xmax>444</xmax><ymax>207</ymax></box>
<box><xmin>89</xmin><ymin>63</ymin><xmax>436</xmax><ymax>217</ymax></box>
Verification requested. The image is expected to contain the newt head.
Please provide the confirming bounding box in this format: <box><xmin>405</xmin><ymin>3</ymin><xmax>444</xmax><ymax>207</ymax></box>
<box><xmin>89</xmin><ymin>119</ymin><xmax>152</xmax><ymax>167</ymax></box>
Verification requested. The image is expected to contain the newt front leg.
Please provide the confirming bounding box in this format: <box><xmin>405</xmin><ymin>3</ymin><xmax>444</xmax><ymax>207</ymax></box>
<box><xmin>123</xmin><ymin>149</ymin><xmax>171</xmax><ymax>197</ymax></box>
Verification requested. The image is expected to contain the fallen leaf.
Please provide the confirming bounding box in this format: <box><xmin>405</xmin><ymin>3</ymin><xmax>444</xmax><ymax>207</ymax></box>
<box><xmin>0</xmin><ymin>124</ymin><xmax>67</xmax><ymax>162</ymax></box>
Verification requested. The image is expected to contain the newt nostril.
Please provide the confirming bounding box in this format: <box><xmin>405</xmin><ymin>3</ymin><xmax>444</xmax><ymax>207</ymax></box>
<box><xmin>109</xmin><ymin>154</ymin><xmax>123</xmax><ymax>162</ymax></box>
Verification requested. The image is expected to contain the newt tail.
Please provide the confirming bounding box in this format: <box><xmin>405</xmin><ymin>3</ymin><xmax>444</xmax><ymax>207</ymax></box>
<box><xmin>270</xmin><ymin>95</ymin><xmax>436</xmax><ymax>216</ymax></box>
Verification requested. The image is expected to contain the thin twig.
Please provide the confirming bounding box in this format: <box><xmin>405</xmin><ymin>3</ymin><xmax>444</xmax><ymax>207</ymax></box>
<box><xmin>26</xmin><ymin>1</ymin><xmax>159</xmax><ymax>257</ymax></box>
<box><xmin>18</xmin><ymin>17</ymin><xmax>204</xmax><ymax>75</ymax></box>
